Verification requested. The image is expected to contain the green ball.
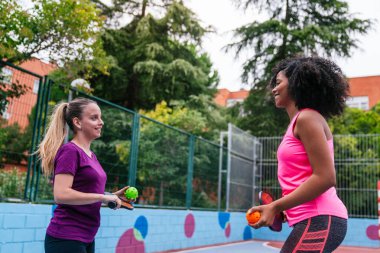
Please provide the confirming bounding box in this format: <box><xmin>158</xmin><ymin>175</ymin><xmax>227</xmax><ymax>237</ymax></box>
<box><xmin>124</xmin><ymin>187</ymin><xmax>138</xmax><ymax>199</ymax></box>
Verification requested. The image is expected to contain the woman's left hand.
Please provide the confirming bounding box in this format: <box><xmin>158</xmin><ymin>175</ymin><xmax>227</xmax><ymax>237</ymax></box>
<box><xmin>112</xmin><ymin>186</ymin><xmax>136</xmax><ymax>203</ymax></box>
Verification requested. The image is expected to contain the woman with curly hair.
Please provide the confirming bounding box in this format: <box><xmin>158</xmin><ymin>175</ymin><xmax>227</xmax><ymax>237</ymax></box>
<box><xmin>248</xmin><ymin>56</ymin><xmax>349</xmax><ymax>252</ymax></box>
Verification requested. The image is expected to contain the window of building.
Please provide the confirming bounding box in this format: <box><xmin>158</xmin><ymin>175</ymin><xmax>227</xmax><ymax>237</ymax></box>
<box><xmin>1</xmin><ymin>102</ymin><xmax>11</xmax><ymax>120</ymax></box>
<box><xmin>226</xmin><ymin>98</ymin><xmax>244</xmax><ymax>107</ymax></box>
<box><xmin>1</xmin><ymin>68</ymin><xmax>13</xmax><ymax>84</ymax></box>
<box><xmin>346</xmin><ymin>96</ymin><xmax>369</xmax><ymax>110</ymax></box>
<box><xmin>33</xmin><ymin>79</ymin><xmax>40</xmax><ymax>93</ymax></box>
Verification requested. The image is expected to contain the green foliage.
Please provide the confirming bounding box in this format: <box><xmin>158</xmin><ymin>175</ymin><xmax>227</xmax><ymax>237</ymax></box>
<box><xmin>0</xmin><ymin>0</ymin><xmax>106</xmax><ymax>64</ymax></box>
<box><xmin>227</xmin><ymin>0</ymin><xmax>373</xmax><ymax>136</ymax></box>
<box><xmin>0</xmin><ymin>169</ymin><xmax>26</xmax><ymax>199</ymax></box>
<box><xmin>238</xmin><ymin>88</ymin><xmax>289</xmax><ymax>136</ymax></box>
<box><xmin>135</xmin><ymin>101</ymin><xmax>224</xmax><ymax>207</ymax></box>
<box><xmin>0</xmin><ymin>119</ymin><xmax>30</xmax><ymax>165</ymax></box>
<box><xmin>329</xmin><ymin>105</ymin><xmax>380</xmax><ymax>134</ymax></box>
<box><xmin>91</xmin><ymin>106</ymin><xmax>134</xmax><ymax>192</ymax></box>
<box><xmin>139</xmin><ymin>98</ymin><xmax>227</xmax><ymax>140</ymax></box>
<box><xmin>137</xmin><ymin>118</ymin><xmax>189</xmax><ymax>206</ymax></box>
<box><xmin>0</xmin><ymin>168</ymin><xmax>54</xmax><ymax>201</ymax></box>
<box><xmin>191</xmin><ymin>140</ymin><xmax>221</xmax><ymax>208</ymax></box>
<box><xmin>0</xmin><ymin>65</ymin><xmax>29</xmax><ymax>115</ymax></box>
<box><xmin>91</xmin><ymin>0</ymin><xmax>218</xmax><ymax>110</ymax></box>
<box><xmin>1</xmin><ymin>0</ymin><xmax>111</xmax><ymax>112</ymax></box>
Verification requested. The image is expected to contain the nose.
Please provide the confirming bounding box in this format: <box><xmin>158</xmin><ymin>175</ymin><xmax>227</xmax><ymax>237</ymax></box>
<box><xmin>272</xmin><ymin>86</ymin><xmax>277</xmax><ymax>95</ymax></box>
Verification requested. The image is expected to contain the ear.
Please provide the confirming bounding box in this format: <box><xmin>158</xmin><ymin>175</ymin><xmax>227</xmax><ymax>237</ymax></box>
<box><xmin>72</xmin><ymin>117</ymin><xmax>82</xmax><ymax>130</ymax></box>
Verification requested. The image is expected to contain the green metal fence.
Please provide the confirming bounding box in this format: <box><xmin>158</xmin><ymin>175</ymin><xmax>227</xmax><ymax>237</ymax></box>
<box><xmin>2</xmin><ymin>61</ymin><xmax>378</xmax><ymax>217</ymax></box>
<box><xmin>0</xmin><ymin>61</ymin><xmax>44</xmax><ymax>201</ymax></box>
<box><xmin>1</xmin><ymin>61</ymin><xmax>229</xmax><ymax>210</ymax></box>
<box><xmin>258</xmin><ymin>135</ymin><xmax>380</xmax><ymax>219</ymax></box>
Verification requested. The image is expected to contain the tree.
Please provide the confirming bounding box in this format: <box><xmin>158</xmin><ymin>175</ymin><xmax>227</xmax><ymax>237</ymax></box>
<box><xmin>1</xmin><ymin>0</ymin><xmax>105</xmax><ymax>64</ymax></box>
<box><xmin>328</xmin><ymin>104</ymin><xmax>380</xmax><ymax>217</ymax></box>
<box><xmin>136</xmin><ymin>100</ymin><xmax>222</xmax><ymax>207</ymax></box>
<box><xmin>328</xmin><ymin>104</ymin><xmax>380</xmax><ymax>134</ymax></box>
<box><xmin>227</xmin><ymin>0</ymin><xmax>373</xmax><ymax>136</ymax></box>
<box><xmin>1</xmin><ymin>0</ymin><xmax>111</xmax><ymax>112</ymax></box>
<box><xmin>90</xmin><ymin>0</ymin><xmax>218</xmax><ymax>110</ymax></box>
<box><xmin>0</xmin><ymin>64</ymin><xmax>29</xmax><ymax>114</ymax></box>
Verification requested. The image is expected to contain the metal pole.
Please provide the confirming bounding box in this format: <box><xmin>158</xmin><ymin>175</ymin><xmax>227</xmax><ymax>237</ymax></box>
<box><xmin>128</xmin><ymin>113</ymin><xmax>140</xmax><ymax>186</ymax></box>
<box><xmin>33</xmin><ymin>78</ymin><xmax>52</xmax><ymax>201</ymax></box>
<box><xmin>252</xmin><ymin>137</ymin><xmax>256</xmax><ymax>206</ymax></box>
<box><xmin>24</xmin><ymin>76</ymin><xmax>44</xmax><ymax>200</ymax></box>
<box><xmin>185</xmin><ymin>135</ymin><xmax>195</xmax><ymax>209</ymax></box>
<box><xmin>64</xmin><ymin>90</ymin><xmax>73</xmax><ymax>144</ymax></box>
<box><xmin>217</xmin><ymin>131</ymin><xmax>226</xmax><ymax>210</ymax></box>
<box><xmin>29</xmin><ymin>76</ymin><xmax>48</xmax><ymax>201</ymax></box>
<box><xmin>226</xmin><ymin>123</ymin><xmax>232</xmax><ymax>211</ymax></box>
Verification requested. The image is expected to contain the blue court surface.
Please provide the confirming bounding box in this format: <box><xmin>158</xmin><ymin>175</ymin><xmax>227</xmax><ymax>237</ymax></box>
<box><xmin>169</xmin><ymin>240</ymin><xmax>280</xmax><ymax>253</ymax></box>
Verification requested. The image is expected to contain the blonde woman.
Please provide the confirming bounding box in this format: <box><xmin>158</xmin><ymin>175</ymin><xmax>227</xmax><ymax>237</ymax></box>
<box><xmin>39</xmin><ymin>97</ymin><xmax>128</xmax><ymax>253</ymax></box>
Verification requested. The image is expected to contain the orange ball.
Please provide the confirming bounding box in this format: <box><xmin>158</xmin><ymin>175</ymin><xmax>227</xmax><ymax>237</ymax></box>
<box><xmin>246</xmin><ymin>210</ymin><xmax>261</xmax><ymax>224</ymax></box>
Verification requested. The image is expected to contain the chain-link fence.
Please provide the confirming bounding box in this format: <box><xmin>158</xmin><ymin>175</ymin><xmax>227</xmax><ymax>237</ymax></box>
<box><xmin>0</xmin><ymin>61</ymin><xmax>44</xmax><ymax>200</ymax></box>
<box><xmin>2</xmin><ymin>61</ymin><xmax>379</xmax><ymax>217</ymax></box>
<box><xmin>225</xmin><ymin>124</ymin><xmax>261</xmax><ymax>211</ymax></box>
<box><xmin>1</xmin><ymin>61</ymin><xmax>229</xmax><ymax>210</ymax></box>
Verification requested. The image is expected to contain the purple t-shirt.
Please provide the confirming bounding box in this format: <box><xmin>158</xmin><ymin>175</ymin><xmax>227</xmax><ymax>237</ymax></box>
<box><xmin>46</xmin><ymin>142</ymin><xmax>107</xmax><ymax>243</ymax></box>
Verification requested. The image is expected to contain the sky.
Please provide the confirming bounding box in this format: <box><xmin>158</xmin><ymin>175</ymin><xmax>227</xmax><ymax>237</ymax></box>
<box><xmin>187</xmin><ymin>0</ymin><xmax>380</xmax><ymax>91</ymax></box>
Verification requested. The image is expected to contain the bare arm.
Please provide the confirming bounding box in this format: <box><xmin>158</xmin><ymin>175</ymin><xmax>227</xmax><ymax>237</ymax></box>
<box><xmin>54</xmin><ymin>174</ymin><xmax>120</xmax><ymax>206</ymax></box>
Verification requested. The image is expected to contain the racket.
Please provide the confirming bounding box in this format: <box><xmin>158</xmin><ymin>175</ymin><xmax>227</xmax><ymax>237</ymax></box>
<box><xmin>104</xmin><ymin>192</ymin><xmax>134</xmax><ymax>210</ymax></box>
<box><xmin>258</xmin><ymin>191</ymin><xmax>285</xmax><ymax>232</ymax></box>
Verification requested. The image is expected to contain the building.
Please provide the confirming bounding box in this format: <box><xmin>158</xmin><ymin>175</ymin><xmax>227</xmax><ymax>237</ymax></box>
<box><xmin>214</xmin><ymin>88</ymin><xmax>249</xmax><ymax>107</ymax></box>
<box><xmin>346</xmin><ymin>75</ymin><xmax>380</xmax><ymax>110</ymax></box>
<box><xmin>1</xmin><ymin>58</ymin><xmax>56</xmax><ymax>129</ymax></box>
<box><xmin>215</xmin><ymin>76</ymin><xmax>380</xmax><ymax>110</ymax></box>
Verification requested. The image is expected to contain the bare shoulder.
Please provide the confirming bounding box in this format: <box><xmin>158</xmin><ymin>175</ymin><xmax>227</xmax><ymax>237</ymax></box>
<box><xmin>294</xmin><ymin>110</ymin><xmax>327</xmax><ymax>139</ymax></box>
<box><xmin>297</xmin><ymin>109</ymin><xmax>326</xmax><ymax>125</ymax></box>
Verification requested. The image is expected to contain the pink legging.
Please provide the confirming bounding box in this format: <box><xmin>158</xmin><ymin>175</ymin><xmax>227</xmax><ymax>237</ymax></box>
<box><xmin>281</xmin><ymin>215</ymin><xmax>347</xmax><ymax>253</ymax></box>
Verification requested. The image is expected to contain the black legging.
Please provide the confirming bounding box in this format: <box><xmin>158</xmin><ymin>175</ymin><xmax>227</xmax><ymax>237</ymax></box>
<box><xmin>45</xmin><ymin>234</ymin><xmax>95</xmax><ymax>253</ymax></box>
<box><xmin>281</xmin><ymin>215</ymin><xmax>347</xmax><ymax>253</ymax></box>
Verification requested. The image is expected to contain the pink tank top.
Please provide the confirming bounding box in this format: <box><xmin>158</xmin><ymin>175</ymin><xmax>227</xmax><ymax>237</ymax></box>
<box><xmin>277</xmin><ymin>109</ymin><xmax>348</xmax><ymax>226</ymax></box>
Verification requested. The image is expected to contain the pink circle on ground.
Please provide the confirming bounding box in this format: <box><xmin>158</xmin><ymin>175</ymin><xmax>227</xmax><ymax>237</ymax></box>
<box><xmin>366</xmin><ymin>225</ymin><xmax>380</xmax><ymax>240</ymax></box>
<box><xmin>184</xmin><ymin>213</ymin><xmax>195</xmax><ymax>238</ymax></box>
<box><xmin>224</xmin><ymin>222</ymin><xmax>231</xmax><ymax>238</ymax></box>
<box><xmin>116</xmin><ymin>228</ymin><xmax>145</xmax><ymax>253</ymax></box>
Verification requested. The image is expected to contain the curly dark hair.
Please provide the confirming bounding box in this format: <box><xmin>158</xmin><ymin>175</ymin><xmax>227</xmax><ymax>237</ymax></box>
<box><xmin>269</xmin><ymin>56</ymin><xmax>350</xmax><ymax>118</ymax></box>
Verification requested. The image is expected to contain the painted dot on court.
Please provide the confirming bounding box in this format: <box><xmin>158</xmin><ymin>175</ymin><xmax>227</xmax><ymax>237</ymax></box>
<box><xmin>366</xmin><ymin>225</ymin><xmax>380</xmax><ymax>240</ymax></box>
<box><xmin>224</xmin><ymin>222</ymin><xmax>231</xmax><ymax>238</ymax></box>
<box><xmin>184</xmin><ymin>213</ymin><xmax>195</xmax><ymax>238</ymax></box>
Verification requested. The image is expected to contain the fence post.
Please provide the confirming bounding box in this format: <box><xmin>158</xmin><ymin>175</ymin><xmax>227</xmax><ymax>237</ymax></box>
<box><xmin>24</xmin><ymin>76</ymin><xmax>44</xmax><ymax>200</ymax></box>
<box><xmin>226</xmin><ymin>123</ymin><xmax>232</xmax><ymax>211</ymax></box>
<box><xmin>186</xmin><ymin>135</ymin><xmax>195</xmax><ymax>209</ymax></box>
<box><xmin>128</xmin><ymin>113</ymin><xmax>140</xmax><ymax>187</ymax></box>
<box><xmin>28</xmin><ymin>76</ymin><xmax>49</xmax><ymax>201</ymax></box>
<box><xmin>218</xmin><ymin>132</ymin><xmax>227</xmax><ymax>211</ymax></box>
<box><xmin>33</xmin><ymin>78</ymin><xmax>52</xmax><ymax>201</ymax></box>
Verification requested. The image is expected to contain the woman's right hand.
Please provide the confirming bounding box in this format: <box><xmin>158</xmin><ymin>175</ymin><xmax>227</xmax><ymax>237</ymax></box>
<box><xmin>102</xmin><ymin>193</ymin><xmax>121</xmax><ymax>209</ymax></box>
<box><xmin>247</xmin><ymin>202</ymin><xmax>277</xmax><ymax>229</ymax></box>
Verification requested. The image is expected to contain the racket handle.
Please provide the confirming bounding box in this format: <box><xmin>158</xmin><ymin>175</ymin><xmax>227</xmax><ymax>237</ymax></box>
<box><xmin>108</xmin><ymin>201</ymin><xmax>117</xmax><ymax>209</ymax></box>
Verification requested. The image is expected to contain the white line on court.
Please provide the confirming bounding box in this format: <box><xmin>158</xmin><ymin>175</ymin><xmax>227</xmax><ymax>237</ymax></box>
<box><xmin>173</xmin><ymin>240</ymin><xmax>276</xmax><ymax>252</ymax></box>
<box><xmin>263</xmin><ymin>242</ymin><xmax>281</xmax><ymax>250</ymax></box>
<box><xmin>174</xmin><ymin>241</ymin><xmax>255</xmax><ymax>253</ymax></box>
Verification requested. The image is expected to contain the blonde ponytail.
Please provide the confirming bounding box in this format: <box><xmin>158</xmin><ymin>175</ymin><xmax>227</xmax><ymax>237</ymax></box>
<box><xmin>38</xmin><ymin>102</ymin><xmax>68</xmax><ymax>176</ymax></box>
